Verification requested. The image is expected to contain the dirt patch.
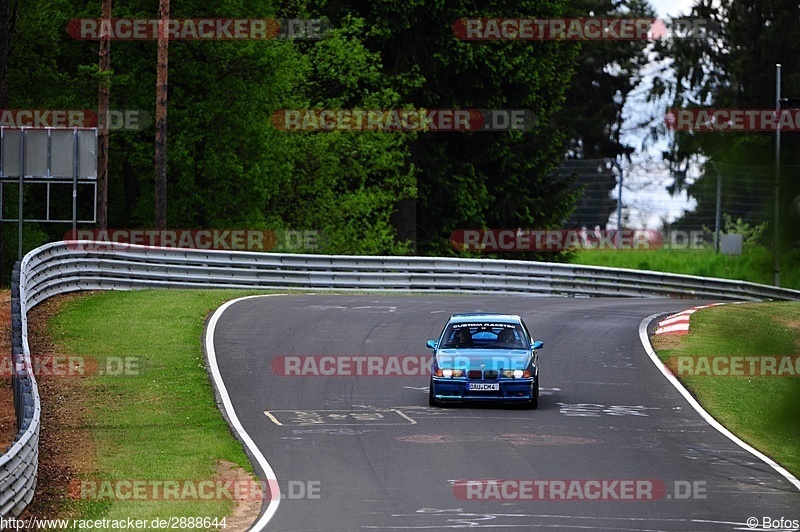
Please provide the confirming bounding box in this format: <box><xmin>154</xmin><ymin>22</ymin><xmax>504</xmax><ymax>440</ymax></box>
<box><xmin>19</xmin><ymin>292</ymin><xmax>97</xmax><ymax>520</ymax></box>
<box><xmin>0</xmin><ymin>289</ymin><xmax>16</xmax><ymax>451</ymax></box>
<box><xmin>651</xmin><ymin>333</ymin><xmax>684</xmax><ymax>351</ymax></box>
<box><xmin>216</xmin><ymin>460</ymin><xmax>264</xmax><ymax>531</ymax></box>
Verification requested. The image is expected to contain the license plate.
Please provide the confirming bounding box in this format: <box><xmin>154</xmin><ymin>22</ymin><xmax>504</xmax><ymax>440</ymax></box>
<box><xmin>468</xmin><ymin>383</ymin><xmax>499</xmax><ymax>391</ymax></box>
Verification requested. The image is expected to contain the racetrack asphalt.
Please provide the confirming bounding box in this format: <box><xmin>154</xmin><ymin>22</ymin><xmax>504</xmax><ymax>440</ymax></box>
<box><xmin>210</xmin><ymin>294</ymin><xmax>800</xmax><ymax>531</ymax></box>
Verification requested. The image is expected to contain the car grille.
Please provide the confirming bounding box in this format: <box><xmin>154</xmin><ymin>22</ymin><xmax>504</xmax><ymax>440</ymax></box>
<box><xmin>467</xmin><ymin>369</ymin><xmax>499</xmax><ymax>380</ymax></box>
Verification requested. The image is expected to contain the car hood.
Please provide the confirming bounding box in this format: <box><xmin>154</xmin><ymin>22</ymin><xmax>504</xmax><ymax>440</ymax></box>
<box><xmin>436</xmin><ymin>348</ymin><xmax>532</xmax><ymax>370</ymax></box>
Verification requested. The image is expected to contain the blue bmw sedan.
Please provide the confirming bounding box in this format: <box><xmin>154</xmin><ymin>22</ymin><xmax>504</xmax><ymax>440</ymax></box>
<box><xmin>427</xmin><ymin>313</ymin><xmax>544</xmax><ymax>408</ymax></box>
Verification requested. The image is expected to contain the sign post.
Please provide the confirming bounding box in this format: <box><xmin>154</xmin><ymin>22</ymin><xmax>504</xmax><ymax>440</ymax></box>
<box><xmin>0</xmin><ymin>127</ymin><xmax>98</xmax><ymax>259</ymax></box>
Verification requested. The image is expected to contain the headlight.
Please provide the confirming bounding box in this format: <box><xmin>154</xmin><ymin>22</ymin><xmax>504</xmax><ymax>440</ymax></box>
<box><xmin>513</xmin><ymin>369</ymin><xmax>524</xmax><ymax>378</ymax></box>
<box><xmin>442</xmin><ymin>368</ymin><xmax>453</xmax><ymax>378</ymax></box>
<box><xmin>436</xmin><ymin>368</ymin><xmax>463</xmax><ymax>378</ymax></box>
<box><xmin>503</xmin><ymin>369</ymin><xmax>532</xmax><ymax>378</ymax></box>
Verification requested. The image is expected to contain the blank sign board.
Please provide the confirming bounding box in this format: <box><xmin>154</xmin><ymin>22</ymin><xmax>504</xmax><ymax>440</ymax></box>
<box><xmin>0</xmin><ymin>127</ymin><xmax>97</xmax><ymax>179</ymax></box>
<box><xmin>720</xmin><ymin>233</ymin><xmax>743</xmax><ymax>255</ymax></box>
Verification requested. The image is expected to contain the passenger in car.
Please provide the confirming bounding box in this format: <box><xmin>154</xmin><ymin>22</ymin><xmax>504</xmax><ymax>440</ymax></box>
<box><xmin>455</xmin><ymin>328</ymin><xmax>474</xmax><ymax>347</ymax></box>
<box><xmin>496</xmin><ymin>328</ymin><xmax>521</xmax><ymax>348</ymax></box>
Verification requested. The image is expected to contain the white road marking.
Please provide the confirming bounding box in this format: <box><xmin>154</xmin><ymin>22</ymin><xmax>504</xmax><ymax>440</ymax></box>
<box><xmin>206</xmin><ymin>294</ymin><xmax>283</xmax><ymax>531</ymax></box>
<box><xmin>263</xmin><ymin>408</ymin><xmax>417</xmax><ymax>426</ymax></box>
<box><xmin>300</xmin><ymin>304</ymin><xmax>396</xmax><ymax>312</ymax></box>
<box><xmin>361</xmin><ymin>509</ymin><xmax>753</xmax><ymax>529</ymax></box>
<box><xmin>263</xmin><ymin>411</ymin><xmax>283</xmax><ymax>426</ymax></box>
<box><xmin>557</xmin><ymin>403</ymin><xmax>656</xmax><ymax>417</ymax></box>
<box><xmin>292</xmin><ymin>428</ymin><xmax>377</xmax><ymax>435</ymax></box>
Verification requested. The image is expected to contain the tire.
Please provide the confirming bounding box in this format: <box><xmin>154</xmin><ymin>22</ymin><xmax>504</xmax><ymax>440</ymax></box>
<box><xmin>429</xmin><ymin>381</ymin><xmax>440</xmax><ymax>407</ymax></box>
<box><xmin>527</xmin><ymin>379</ymin><xmax>539</xmax><ymax>410</ymax></box>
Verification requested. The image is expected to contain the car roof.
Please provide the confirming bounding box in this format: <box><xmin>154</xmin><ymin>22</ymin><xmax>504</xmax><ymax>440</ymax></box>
<box><xmin>448</xmin><ymin>313</ymin><xmax>522</xmax><ymax>324</ymax></box>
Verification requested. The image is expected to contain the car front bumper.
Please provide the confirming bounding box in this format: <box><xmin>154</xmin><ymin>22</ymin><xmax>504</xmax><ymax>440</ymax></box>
<box><xmin>431</xmin><ymin>377</ymin><xmax>536</xmax><ymax>402</ymax></box>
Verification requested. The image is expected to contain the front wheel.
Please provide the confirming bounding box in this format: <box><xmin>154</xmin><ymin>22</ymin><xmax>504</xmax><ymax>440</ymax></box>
<box><xmin>429</xmin><ymin>381</ymin><xmax>440</xmax><ymax>407</ymax></box>
<box><xmin>527</xmin><ymin>379</ymin><xmax>539</xmax><ymax>409</ymax></box>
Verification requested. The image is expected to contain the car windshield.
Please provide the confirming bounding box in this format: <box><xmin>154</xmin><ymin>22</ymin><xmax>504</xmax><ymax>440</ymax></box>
<box><xmin>440</xmin><ymin>322</ymin><xmax>528</xmax><ymax>349</ymax></box>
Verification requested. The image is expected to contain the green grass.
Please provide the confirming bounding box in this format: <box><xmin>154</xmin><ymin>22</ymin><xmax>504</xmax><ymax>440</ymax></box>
<box><xmin>571</xmin><ymin>247</ymin><xmax>800</xmax><ymax>290</ymax></box>
<box><xmin>652</xmin><ymin>301</ymin><xmax>800</xmax><ymax>477</ymax></box>
<box><xmin>48</xmin><ymin>289</ymin><xmax>270</xmax><ymax>530</ymax></box>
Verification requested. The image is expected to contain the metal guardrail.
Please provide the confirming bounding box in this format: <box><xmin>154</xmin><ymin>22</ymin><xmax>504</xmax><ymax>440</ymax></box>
<box><xmin>1</xmin><ymin>262</ymin><xmax>39</xmax><ymax>518</ymax></box>
<box><xmin>3</xmin><ymin>240</ymin><xmax>800</xmax><ymax>518</ymax></box>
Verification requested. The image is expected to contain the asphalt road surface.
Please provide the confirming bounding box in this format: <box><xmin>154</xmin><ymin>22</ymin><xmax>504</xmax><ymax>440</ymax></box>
<box><xmin>210</xmin><ymin>294</ymin><xmax>800</xmax><ymax>531</ymax></box>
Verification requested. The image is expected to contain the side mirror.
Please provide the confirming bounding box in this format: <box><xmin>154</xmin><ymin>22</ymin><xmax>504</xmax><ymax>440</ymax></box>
<box><xmin>426</xmin><ymin>340</ymin><xmax>438</xmax><ymax>350</ymax></box>
<box><xmin>532</xmin><ymin>340</ymin><xmax>544</xmax><ymax>350</ymax></box>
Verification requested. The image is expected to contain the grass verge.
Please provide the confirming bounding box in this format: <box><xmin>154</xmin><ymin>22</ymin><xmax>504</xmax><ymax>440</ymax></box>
<box><xmin>652</xmin><ymin>301</ymin><xmax>800</xmax><ymax>477</ymax></box>
<box><xmin>571</xmin><ymin>247</ymin><xmax>800</xmax><ymax>290</ymax></box>
<box><xmin>42</xmin><ymin>289</ymin><xmax>271</xmax><ymax>530</ymax></box>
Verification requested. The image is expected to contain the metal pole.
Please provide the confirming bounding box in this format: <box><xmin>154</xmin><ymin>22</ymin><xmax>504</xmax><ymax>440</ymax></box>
<box><xmin>714</xmin><ymin>167</ymin><xmax>721</xmax><ymax>253</ymax></box>
<box><xmin>73</xmin><ymin>127</ymin><xmax>78</xmax><ymax>234</ymax></box>
<box><xmin>616</xmin><ymin>162</ymin><xmax>623</xmax><ymax>230</ymax></box>
<box><xmin>773</xmin><ymin>64</ymin><xmax>781</xmax><ymax>286</ymax></box>
<box><xmin>17</xmin><ymin>128</ymin><xmax>23</xmax><ymax>260</ymax></box>
<box><xmin>614</xmin><ymin>159</ymin><xmax>623</xmax><ymax>247</ymax></box>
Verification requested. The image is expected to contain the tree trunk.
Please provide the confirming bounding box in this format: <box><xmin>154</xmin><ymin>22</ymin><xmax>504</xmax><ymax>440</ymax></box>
<box><xmin>391</xmin><ymin>198</ymin><xmax>417</xmax><ymax>253</ymax></box>
<box><xmin>154</xmin><ymin>0</ymin><xmax>169</xmax><ymax>230</ymax></box>
<box><xmin>0</xmin><ymin>0</ymin><xmax>14</xmax><ymax>109</ymax></box>
<box><xmin>97</xmin><ymin>0</ymin><xmax>111</xmax><ymax>230</ymax></box>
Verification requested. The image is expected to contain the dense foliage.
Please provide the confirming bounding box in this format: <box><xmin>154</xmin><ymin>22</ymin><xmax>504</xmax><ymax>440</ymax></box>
<box><xmin>651</xmin><ymin>0</ymin><xmax>800</xmax><ymax>248</ymax></box>
<box><xmin>1</xmin><ymin>0</ymin><xmax>658</xmax><ymax>272</ymax></box>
